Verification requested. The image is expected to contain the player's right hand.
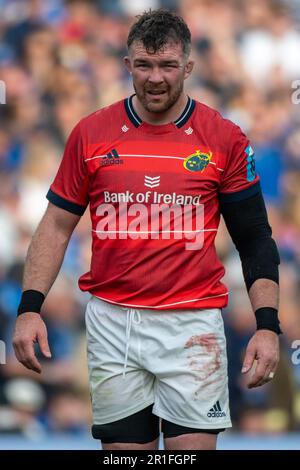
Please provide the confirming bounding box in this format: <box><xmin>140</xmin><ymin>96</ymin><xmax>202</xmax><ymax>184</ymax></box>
<box><xmin>12</xmin><ymin>312</ymin><xmax>52</xmax><ymax>374</ymax></box>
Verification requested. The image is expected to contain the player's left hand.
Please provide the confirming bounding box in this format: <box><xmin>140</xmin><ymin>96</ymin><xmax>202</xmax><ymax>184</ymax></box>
<box><xmin>241</xmin><ymin>330</ymin><xmax>279</xmax><ymax>388</ymax></box>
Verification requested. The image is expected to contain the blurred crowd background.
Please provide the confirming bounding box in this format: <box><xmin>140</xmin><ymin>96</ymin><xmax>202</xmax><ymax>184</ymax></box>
<box><xmin>0</xmin><ymin>0</ymin><xmax>300</xmax><ymax>443</ymax></box>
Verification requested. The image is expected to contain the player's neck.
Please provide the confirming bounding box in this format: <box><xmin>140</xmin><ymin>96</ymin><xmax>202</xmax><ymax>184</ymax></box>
<box><xmin>133</xmin><ymin>93</ymin><xmax>188</xmax><ymax>126</ymax></box>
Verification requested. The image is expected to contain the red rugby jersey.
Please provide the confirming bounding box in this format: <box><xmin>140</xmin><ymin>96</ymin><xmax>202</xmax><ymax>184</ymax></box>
<box><xmin>47</xmin><ymin>96</ymin><xmax>259</xmax><ymax>310</ymax></box>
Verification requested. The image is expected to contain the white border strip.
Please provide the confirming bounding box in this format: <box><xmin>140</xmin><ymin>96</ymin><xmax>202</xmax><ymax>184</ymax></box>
<box><xmin>94</xmin><ymin>292</ymin><xmax>228</xmax><ymax>309</ymax></box>
<box><xmin>85</xmin><ymin>154</ymin><xmax>185</xmax><ymax>162</ymax></box>
<box><xmin>127</xmin><ymin>97</ymin><xmax>142</xmax><ymax>125</ymax></box>
<box><xmin>174</xmin><ymin>97</ymin><xmax>192</xmax><ymax>126</ymax></box>
<box><xmin>209</xmin><ymin>161</ymin><xmax>224</xmax><ymax>172</ymax></box>
<box><xmin>84</xmin><ymin>154</ymin><xmax>224</xmax><ymax>171</ymax></box>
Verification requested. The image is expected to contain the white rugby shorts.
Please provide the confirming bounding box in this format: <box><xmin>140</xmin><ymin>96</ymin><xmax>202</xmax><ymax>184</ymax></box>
<box><xmin>85</xmin><ymin>297</ymin><xmax>232</xmax><ymax>430</ymax></box>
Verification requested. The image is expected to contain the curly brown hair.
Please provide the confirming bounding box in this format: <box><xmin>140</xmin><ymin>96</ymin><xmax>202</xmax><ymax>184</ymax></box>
<box><xmin>127</xmin><ymin>9</ymin><xmax>191</xmax><ymax>57</ymax></box>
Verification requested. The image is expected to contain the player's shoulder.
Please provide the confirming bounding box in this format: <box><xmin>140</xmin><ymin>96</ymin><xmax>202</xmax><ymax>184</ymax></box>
<box><xmin>76</xmin><ymin>99</ymin><xmax>125</xmax><ymax>133</ymax></box>
<box><xmin>194</xmin><ymin>100</ymin><xmax>243</xmax><ymax>137</ymax></box>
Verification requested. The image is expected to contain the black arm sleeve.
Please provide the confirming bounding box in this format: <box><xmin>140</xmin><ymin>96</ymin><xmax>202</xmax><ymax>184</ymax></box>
<box><xmin>219</xmin><ymin>190</ymin><xmax>280</xmax><ymax>291</ymax></box>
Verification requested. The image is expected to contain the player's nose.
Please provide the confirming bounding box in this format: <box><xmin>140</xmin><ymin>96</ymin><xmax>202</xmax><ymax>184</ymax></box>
<box><xmin>148</xmin><ymin>66</ymin><xmax>164</xmax><ymax>84</ymax></box>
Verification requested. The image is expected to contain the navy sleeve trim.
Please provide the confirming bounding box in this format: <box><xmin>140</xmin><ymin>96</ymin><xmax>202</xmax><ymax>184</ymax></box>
<box><xmin>219</xmin><ymin>181</ymin><xmax>261</xmax><ymax>203</ymax></box>
<box><xmin>46</xmin><ymin>189</ymin><xmax>87</xmax><ymax>216</ymax></box>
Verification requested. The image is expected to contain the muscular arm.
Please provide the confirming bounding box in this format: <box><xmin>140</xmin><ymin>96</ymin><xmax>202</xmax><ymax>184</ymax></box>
<box><xmin>13</xmin><ymin>203</ymin><xmax>81</xmax><ymax>373</ymax></box>
<box><xmin>248</xmin><ymin>278</ymin><xmax>279</xmax><ymax>311</ymax></box>
<box><xmin>23</xmin><ymin>202</ymin><xmax>80</xmax><ymax>294</ymax></box>
<box><xmin>220</xmin><ymin>190</ymin><xmax>280</xmax><ymax>388</ymax></box>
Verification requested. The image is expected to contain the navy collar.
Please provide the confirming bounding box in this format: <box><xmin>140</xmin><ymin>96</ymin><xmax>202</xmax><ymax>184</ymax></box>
<box><xmin>124</xmin><ymin>95</ymin><xmax>195</xmax><ymax>129</ymax></box>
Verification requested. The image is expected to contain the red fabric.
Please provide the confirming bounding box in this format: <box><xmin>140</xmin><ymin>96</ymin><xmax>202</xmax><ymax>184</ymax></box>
<box><xmin>49</xmin><ymin>99</ymin><xmax>259</xmax><ymax>310</ymax></box>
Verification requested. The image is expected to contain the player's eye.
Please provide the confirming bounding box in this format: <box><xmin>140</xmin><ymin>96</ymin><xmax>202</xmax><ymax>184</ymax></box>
<box><xmin>136</xmin><ymin>63</ymin><xmax>150</xmax><ymax>69</ymax></box>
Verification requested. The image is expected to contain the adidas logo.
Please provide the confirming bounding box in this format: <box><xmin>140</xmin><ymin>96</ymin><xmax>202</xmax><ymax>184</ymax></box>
<box><xmin>101</xmin><ymin>149</ymin><xmax>123</xmax><ymax>166</ymax></box>
<box><xmin>207</xmin><ymin>401</ymin><xmax>226</xmax><ymax>418</ymax></box>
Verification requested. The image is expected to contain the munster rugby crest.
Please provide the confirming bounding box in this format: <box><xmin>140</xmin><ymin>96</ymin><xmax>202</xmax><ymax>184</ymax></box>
<box><xmin>183</xmin><ymin>150</ymin><xmax>212</xmax><ymax>172</ymax></box>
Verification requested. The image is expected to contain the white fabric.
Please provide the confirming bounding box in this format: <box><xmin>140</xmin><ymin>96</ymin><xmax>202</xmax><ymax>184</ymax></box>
<box><xmin>86</xmin><ymin>297</ymin><xmax>232</xmax><ymax>429</ymax></box>
<box><xmin>122</xmin><ymin>307</ymin><xmax>142</xmax><ymax>378</ymax></box>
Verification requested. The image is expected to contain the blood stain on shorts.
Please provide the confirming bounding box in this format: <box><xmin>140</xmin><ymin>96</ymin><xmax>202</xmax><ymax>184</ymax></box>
<box><xmin>184</xmin><ymin>333</ymin><xmax>222</xmax><ymax>396</ymax></box>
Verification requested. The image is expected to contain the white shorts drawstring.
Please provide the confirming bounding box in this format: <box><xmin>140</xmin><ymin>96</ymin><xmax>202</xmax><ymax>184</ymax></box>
<box><xmin>122</xmin><ymin>307</ymin><xmax>141</xmax><ymax>378</ymax></box>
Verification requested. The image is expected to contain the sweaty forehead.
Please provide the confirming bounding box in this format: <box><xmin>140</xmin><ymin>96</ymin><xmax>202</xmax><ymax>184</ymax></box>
<box><xmin>129</xmin><ymin>40</ymin><xmax>184</xmax><ymax>61</ymax></box>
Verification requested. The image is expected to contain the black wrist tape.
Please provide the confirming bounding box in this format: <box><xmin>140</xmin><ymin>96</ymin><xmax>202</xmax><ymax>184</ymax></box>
<box><xmin>17</xmin><ymin>290</ymin><xmax>45</xmax><ymax>316</ymax></box>
<box><xmin>255</xmin><ymin>307</ymin><xmax>282</xmax><ymax>335</ymax></box>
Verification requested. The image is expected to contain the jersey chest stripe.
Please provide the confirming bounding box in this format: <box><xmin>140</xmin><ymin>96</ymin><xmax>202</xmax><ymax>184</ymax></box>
<box><xmin>85</xmin><ymin>154</ymin><xmax>185</xmax><ymax>162</ymax></box>
<box><xmin>85</xmin><ymin>154</ymin><xmax>224</xmax><ymax>171</ymax></box>
<box><xmin>209</xmin><ymin>161</ymin><xmax>224</xmax><ymax>172</ymax></box>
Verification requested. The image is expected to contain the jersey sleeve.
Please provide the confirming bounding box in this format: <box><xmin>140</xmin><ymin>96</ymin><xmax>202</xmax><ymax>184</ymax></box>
<box><xmin>219</xmin><ymin>124</ymin><xmax>260</xmax><ymax>203</ymax></box>
<box><xmin>46</xmin><ymin>121</ymin><xmax>89</xmax><ymax>215</ymax></box>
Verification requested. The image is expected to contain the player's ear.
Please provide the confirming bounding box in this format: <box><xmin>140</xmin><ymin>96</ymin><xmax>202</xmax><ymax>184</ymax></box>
<box><xmin>124</xmin><ymin>56</ymin><xmax>132</xmax><ymax>74</ymax></box>
<box><xmin>184</xmin><ymin>59</ymin><xmax>194</xmax><ymax>80</ymax></box>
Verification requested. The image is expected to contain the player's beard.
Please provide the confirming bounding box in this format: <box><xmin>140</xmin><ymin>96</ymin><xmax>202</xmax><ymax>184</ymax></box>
<box><xmin>134</xmin><ymin>80</ymin><xmax>184</xmax><ymax>114</ymax></box>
